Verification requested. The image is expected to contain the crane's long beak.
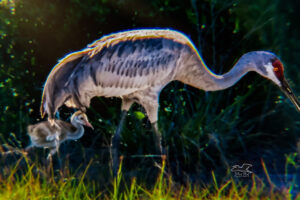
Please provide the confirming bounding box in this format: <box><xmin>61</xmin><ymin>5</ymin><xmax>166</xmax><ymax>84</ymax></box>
<box><xmin>280</xmin><ymin>78</ymin><xmax>300</xmax><ymax>112</ymax></box>
<box><xmin>84</xmin><ymin>120</ymin><xmax>94</xmax><ymax>130</ymax></box>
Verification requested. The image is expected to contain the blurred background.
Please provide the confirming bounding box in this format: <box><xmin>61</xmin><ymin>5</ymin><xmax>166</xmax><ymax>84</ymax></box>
<box><xmin>0</xmin><ymin>0</ymin><xmax>299</xmax><ymax>187</ymax></box>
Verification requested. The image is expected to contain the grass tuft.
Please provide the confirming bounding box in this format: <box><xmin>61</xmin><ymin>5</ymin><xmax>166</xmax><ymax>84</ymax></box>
<box><xmin>0</xmin><ymin>152</ymin><xmax>298</xmax><ymax>199</ymax></box>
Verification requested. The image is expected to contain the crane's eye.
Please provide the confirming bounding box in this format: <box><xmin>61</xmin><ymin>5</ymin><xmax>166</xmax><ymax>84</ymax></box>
<box><xmin>272</xmin><ymin>59</ymin><xmax>284</xmax><ymax>81</ymax></box>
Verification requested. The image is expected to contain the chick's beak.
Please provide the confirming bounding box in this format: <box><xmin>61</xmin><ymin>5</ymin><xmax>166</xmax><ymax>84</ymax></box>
<box><xmin>280</xmin><ymin>78</ymin><xmax>300</xmax><ymax>112</ymax></box>
<box><xmin>84</xmin><ymin>120</ymin><xmax>94</xmax><ymax>130</ymax></box>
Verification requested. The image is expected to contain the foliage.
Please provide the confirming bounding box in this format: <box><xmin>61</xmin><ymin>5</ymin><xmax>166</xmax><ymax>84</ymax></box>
<box><xmin>0</xmin><ymin>0</ymin><xmax>299</xmax><ymax>198</ymax></box>
<box><xmin>0</xmin><ymin>155</ymin><xmax>298</xmax><ymax>199</ymax></box>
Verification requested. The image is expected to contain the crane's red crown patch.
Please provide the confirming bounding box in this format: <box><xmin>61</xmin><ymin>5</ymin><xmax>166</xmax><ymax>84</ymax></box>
<box><xmin>272</xmin><ymin>59</ymin><xmax>284</xmax><ymax>81</ymax></box>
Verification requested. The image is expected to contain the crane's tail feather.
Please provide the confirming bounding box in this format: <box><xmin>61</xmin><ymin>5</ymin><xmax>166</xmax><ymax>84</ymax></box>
<box><xmin>40</xmin><ymin>51</ymin><xmax>87</xmax><ymax>119</ymax></box>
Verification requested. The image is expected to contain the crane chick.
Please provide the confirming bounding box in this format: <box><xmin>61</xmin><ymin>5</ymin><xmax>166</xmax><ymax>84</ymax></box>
<box><xmin>27</xmin><ymin>110</ymin><xmax>93</xmax><ymax>158</ymax></box>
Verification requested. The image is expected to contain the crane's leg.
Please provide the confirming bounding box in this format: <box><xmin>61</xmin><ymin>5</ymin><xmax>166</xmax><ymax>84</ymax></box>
<box><xmin>46</xmin><ymin>147</ymin><xmax>56</xmax><ymax>174</ymax></box>
<box><xmin>141</xmin><ymin>96</ymin><xmax>166</xmax><ymax>157</ymax></box>
<box><xmin>111</xmin><ymin>110</ymin><xmax>127</xmax><ymax>176</ymax></box>
<box><xmin>151</xmin><ymin>121</ymin><xmax>166</xmax><ymax>156</ymax></box>
<box><xmin>47</xmin><ymin>148</ymin><xmax>57</xmax><ymax>161</ymax></box>
<box><xmin>111</xmin><ymin>99</ymin><xmax>133</xmax><ymax>177</ymax></box>
<box><xmin>147</xmin><ymin>105</ymin><xmax>167</xmax><ymax>175</ymax></box>
<box><xmin>46</xmin><ymin>136</ymin><xmax>61</xmax><ymax>172</ymax></box>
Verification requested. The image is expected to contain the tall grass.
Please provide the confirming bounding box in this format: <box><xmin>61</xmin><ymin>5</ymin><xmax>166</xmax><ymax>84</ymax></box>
<box><xmin>0</xmin><ymin>152</ymin><xmax>298</xmax><ymax>200</ymax></box>
<box><xmin>0</xmin><ymin>153</ymin><xmax>100</xmax><ymax>200</ymax></box>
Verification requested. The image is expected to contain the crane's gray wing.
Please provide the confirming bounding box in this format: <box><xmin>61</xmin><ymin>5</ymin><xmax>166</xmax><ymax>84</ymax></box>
<box><xmin>91</xmin><ymin>38</ymin><xmax>183</xmax><ymax>88</ymax></box>
<box><xmin>67</xmin><ymin>38</ymin><xmax>184</xmax><ymax>102</ymax></box>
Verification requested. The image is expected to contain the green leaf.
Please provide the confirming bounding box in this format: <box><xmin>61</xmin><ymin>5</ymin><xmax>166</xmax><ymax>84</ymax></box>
<box><xmin>134</xmin><ymin>111</ymin><xmax>145</xmax><ymax>120</ymax></box>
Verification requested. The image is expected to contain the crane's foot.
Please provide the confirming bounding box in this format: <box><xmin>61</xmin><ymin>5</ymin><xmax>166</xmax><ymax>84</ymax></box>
<box><xmin>111</xmin><ymin>136</ymin><xmax>121</xmax><ymax>177</ymax></box>
<box><xmin>111</xmin><ymin>152</ymin><xmax>124</xmax><ymax>177</ymax></box>
<box><xmin>151</xmin><ymin>121</ymin><xmax>168</xmax><ymax>179</ymax></box>
<box><xmin>111</xmin><ymin>129</ymin><xmax>123</xmax><ymax>177</ymax></box>
<box><xmin>46</xmin><ymin>147</ymin><xmax>63</xmax><ymax>174</ymax></box>
<box><xmin>111</xmin><ymin>147</ymin><xmax>120</xmax><ymax>177</ymax></box>
<box><xmin>110</xmin><ymin>110</ymin><xmax>127</xmax><ymax>177</ymax></box>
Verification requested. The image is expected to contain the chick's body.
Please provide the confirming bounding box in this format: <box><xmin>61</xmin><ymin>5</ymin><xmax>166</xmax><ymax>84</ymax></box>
<box><xmin>27</xmin><ymin>111</ymin><xmax>93</xmax><ymax>156</ymax></box>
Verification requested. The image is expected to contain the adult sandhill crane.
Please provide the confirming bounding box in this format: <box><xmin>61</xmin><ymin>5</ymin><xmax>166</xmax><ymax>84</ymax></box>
<box><xmin>40</xmin><ymin>29</ymin><xmax>300</xmax><ymax>175</ymax></box>
<box><xmin>27</xmin><ymin>111</ymin><xmax>93</xmax><ymax>159</ymax></box>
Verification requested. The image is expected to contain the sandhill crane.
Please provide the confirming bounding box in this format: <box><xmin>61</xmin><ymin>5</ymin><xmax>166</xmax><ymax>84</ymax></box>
<box><xmin>40</xmin><ymin>29</ymin><xmax>300</xmax><ymax>175</ymax></box>
<box><xmin>27</xmin><ymin>110</ymin><xmax>93</xmax><ymax>159</ymax></box>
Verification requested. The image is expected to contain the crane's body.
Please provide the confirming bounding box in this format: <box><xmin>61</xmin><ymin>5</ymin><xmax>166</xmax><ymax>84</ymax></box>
<box><xmin>41</xmin><ymin>29</ymin><xmax>237</xmax><ymax>121</ymax></box>
<box><xmin>40</xmin><ymin>29</ymin><xmax>300</xmax><ymax>175</ymax></box>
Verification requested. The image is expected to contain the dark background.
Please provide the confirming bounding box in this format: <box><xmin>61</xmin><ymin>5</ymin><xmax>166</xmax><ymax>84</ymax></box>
<box><xmin>0</xmin><ymin>0</ymin><xmax>299</xmax><ymax>187</ymax></box>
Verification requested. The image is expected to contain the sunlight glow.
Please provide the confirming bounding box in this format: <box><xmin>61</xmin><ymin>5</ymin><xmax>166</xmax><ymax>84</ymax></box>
<box><xmin>0</xmin><ymin>0</ymin><xmax>16</xmax><ymax>14</ymax></box>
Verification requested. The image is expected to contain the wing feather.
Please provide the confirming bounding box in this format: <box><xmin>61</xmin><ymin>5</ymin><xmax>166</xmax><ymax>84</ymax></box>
<box><xmin>41</xmin><ymin>50</ymin><xmax>89</xmax><ymax>118</ymax></box>
<box><xmin>66</xmin><ymin>40</ymin><xmax>182</xmax><ymax>101</ymax></box>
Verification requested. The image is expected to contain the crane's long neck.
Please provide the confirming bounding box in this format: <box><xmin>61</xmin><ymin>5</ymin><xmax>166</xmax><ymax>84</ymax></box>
<box><xmin>177</xmin><ymin>53</ymin><xmax>254</xmax><ymax>91</ymax></box>
<box><xmin>67</xmin><ymin>121</ymin><xmax>84</xmax><ymax>140</ymax></box>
